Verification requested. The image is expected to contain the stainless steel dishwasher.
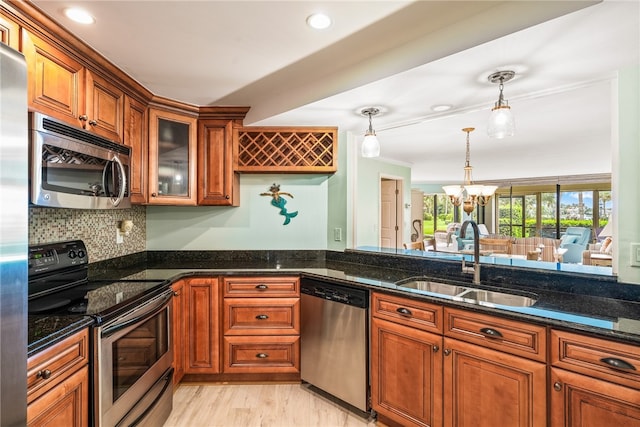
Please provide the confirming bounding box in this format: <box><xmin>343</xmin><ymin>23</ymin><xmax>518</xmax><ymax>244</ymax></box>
<box><xmin>300</xmin><ymin>278</ymin><xmax>369</xmax><ymax>413</ymax></box>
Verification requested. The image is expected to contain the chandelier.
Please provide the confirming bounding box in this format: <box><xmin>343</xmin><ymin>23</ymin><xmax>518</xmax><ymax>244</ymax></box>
<box><xmin>442</xmin><ymin>127</ymin><xmax>497</xmax><ymax>214</ymax></box>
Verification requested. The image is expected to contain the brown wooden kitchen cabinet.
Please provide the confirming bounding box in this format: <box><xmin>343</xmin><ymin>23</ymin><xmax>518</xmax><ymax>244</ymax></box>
<box><xmin>184</xmin><ymin>277</ymin><xmax>220</xmax><ymax>374</ymax></box>
<box><xmin>443</xmin><ymin>307</ymin><xmax>547</xmax><ymax>427</ymax></box>
<box><xmin>124</xmin><ymin>94</ymin><xmax>149</xmax><ymax>204</ymax></box>
<box><xmin>0</xmin><ymin>10</ymin><xmax>19</xmax><ymax>50</ymax></box>
<box><xmin>222</xmin><ymin>276</ymin><xmax>300</xmax><ymax>375</ymax></box>
<box><xmin>371</xmin><ymin>292</ymin><xmax>444</xmax><ymax>427</ymax></box>
<box><xmin>147</xmin><ymin>107</ymin><xmax>198</xmax><ymax>205</ymax></box>
<box><xmin>549</xmin><ymin>329</ymin><xmax>640</xmax><ymax>427</ymax></box>
<box><xmin>171</xmin><ymin>279</ymin><xmax>186</xmax><ymax>384</ymax></box>
<box><xmin>197</xmin><ymin>119</ymin><xmax>238</xmax><ymax>206</ymax></box>
<box><xmin>22</xmin><ymin>29</ymin><xmax>124</xmax><ymax>142</ymax></box>
<box><xmin>27</xmin><ymin>328</ymin><xmax>89</xmax><ymax>427</ymax></box>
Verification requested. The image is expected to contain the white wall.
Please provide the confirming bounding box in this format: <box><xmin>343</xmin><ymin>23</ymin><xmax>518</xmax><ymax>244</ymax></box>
<box><xmin>146</xmin><ymin>174</ymin><xmax>329</xmax><ymax>250</ymax></box>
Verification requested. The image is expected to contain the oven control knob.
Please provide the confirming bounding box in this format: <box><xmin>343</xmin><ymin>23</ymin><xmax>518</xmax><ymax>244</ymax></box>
<box><xmin>68</xmin><ymin>250</ymin><xmax>77</xmax><ymax>259</ymax></box>
<box><xmin>77</xmin><ymin>250</ymin><xmax>86</xmax><ymax>258</ymax></box>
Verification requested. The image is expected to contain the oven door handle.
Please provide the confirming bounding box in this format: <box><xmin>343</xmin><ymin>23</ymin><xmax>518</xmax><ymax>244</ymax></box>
<box><xmin>116</xmin><ymin>367</ymin><xmax>174</xmax><ymax>427</ymax></box>
<box><xmin>101</xmin><ymin>290</ymin><xmax>172</xmax><ymax>338</ymax></box>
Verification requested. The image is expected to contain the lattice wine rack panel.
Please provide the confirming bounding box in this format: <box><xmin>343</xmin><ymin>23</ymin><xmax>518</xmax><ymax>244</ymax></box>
<box><xmin>236</xmin><ymin>127</ymin><xmax>337</xmax><ymax>173</ymax></box>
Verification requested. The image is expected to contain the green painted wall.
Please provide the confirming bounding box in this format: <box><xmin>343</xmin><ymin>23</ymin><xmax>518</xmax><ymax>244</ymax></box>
<box><xmin>326</xmin><ymin>131</ymin><xmax>349</xmax><ymax>251</ymax></box>
<box><xmin>615</xmin><ymin>65</ymin><xmax>640</xmax><ymax>284</ymax></box>
<box><xmin>146</xmin><ymin>174</ymin><xmax>329</xmax><ymax>250</ymax></box>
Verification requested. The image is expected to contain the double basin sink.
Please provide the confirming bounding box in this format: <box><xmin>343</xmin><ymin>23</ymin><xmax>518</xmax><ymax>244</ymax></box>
<box><xmin>396</xmin><ymin>279</ymin><xmax>537</xmax><ymax>307</ymax></box>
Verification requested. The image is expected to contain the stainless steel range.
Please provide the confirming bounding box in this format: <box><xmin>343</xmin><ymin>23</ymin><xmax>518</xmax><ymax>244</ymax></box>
<box><xmin>28</xmin><ymin>240</ymin><xmax>173</xmax><ymax>427</ymax></box>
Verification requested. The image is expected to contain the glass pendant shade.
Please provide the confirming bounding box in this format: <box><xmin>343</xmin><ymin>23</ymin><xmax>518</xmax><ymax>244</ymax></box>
<box><xmin>361</xmin><ymin>132</ymin><xmax>380</xmax><ymax>157</ymax></box>
<box><xmin>488</xmin><ymin>105</ymin><xmax>515</xmax><ymax>139</ymax></box>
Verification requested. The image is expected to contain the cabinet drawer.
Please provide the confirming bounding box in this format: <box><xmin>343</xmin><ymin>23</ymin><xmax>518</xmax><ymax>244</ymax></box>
<box><xmin>444</xmin><ymin>307</ymin><xmax>546</xmax><ymax>362</ymax></box>
<box><xmin>551</xmin><ymin>329</ymin><xmax>640</xmax><ymax>390</ymax></box>
<box><xmin>372</xmin><ymin>292</ymin><xmax>443</xmax><ymax>334</ymax></box>
<box><xmin>223</xmin><ymin>335</ymin><xmax>300</xmax><ymax>373</ymax></box>
<box><xmin>223</xmin><ymin>276</ymin><xmax>299</xmax><ymax>297</ymax></box>
<box><xmin>27</xmin><ymin>329</ymin><xmax>89</xmax><ymax>403</ymax></box>
<box><xmin>223</xmin><ymin>298</ymin><xmax>300</xmax><ymax>335</ymax></box>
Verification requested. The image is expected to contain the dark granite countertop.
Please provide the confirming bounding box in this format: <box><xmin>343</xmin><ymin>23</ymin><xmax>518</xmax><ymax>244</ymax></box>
<box><xmin>29</xmin><ymin>250</ymin><xmax>640</xmax><ymax>357</ymax></box>
<box><xmin>28</xmin><ymin>315</ymin><xmax>94</xmax><ymax>358</ymax></box>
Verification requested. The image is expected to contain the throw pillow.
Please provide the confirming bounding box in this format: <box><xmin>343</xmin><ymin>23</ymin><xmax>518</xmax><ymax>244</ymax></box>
<box><xmin>601</xmin><ymin>236</ymin><xmax>613</xmax><ymax>254</ymax></box>
<box><xmin>561</xmin><ymin>234</ymin><xmax>577</xmax><ymax>245</ymax></box>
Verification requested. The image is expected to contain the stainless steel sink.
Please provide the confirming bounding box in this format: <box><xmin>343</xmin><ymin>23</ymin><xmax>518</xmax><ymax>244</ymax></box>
<box><xmin>396</xmin><ymin>280</ymin><xmax>466</xmax><ymax>296</ymax></box>
<box><xmin>396</xmin><ymin>279</ymin><xmax>537</xmax><ymax>307</ymax></box>
<box><xmin>454</xmin><ymin>289</ymin><xmax>537</xmax><ymax>307</ymax></box>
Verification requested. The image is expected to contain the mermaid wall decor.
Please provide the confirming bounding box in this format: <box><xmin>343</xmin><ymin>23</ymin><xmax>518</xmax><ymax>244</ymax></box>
<box><xmin>260</xmin><ymin>183</ymin><xmax>298</xmax><ymax>225</ymax></box>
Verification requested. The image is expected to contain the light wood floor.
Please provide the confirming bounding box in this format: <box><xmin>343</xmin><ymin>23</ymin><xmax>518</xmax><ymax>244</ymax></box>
<box><xmin>164</xmin><ymin>383</ymin><xmax>379</xmax><ymax>427</ymax></box>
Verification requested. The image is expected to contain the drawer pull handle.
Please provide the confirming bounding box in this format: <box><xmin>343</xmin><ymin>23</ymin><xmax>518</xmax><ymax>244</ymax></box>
<box><xmin>600</xmin><ymin>357</ymin><xmax>637</xmax><ymax>371</ymax></box>
<box><xmin>256</xmin><ymin>353</ymin><xmax>269</xmax><ymax>359</ymax></box>
<box><xmin>256</xmin><ymin>314</ymin><xmax>269</xmax><ymax>320</ymax></box>
<box><xmin>553</xmin><ymin>382</ymin><xmax>562</xmax><ymax>391</ymax></box>
<box><xmin>36</xmin><ymin>369</ymin><xmax>52</xmax><ymax>380</ymax></box>
<box><xmin>255</xmin><ymin>284</ymin><xmax>269</xmax><ymax>290</ymax></box>
<box><xmin>480</xmin><ymin>327</ymin><xmax>503</xmax><ymax>338</ymax></box>
<box><xmin>396</xmin><ymin>307</ymin><xmax>412</xmax><ymax>316</ymax></box>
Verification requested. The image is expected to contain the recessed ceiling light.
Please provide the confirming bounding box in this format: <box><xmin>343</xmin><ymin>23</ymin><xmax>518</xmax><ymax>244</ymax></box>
<box><xmin>64</xmin><ymin>7</ymin><xmax>95</xmax><ymax>24</ymax></box>
<box><xmin>306</xmin><ymin>13</ymin><xmax>332</xmax><ymax>30</ymax></box>
<box><xmin>431</xmin><ymin>104</ymin><xmax>453</xmax><ymax>112</ymax></box>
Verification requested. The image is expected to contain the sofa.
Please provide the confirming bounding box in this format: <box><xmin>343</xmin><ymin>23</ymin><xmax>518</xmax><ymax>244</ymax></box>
<box><xmin>559</xmin><ymin>227</ymin><xmax>592</xmax><ymax>263</ymax></box>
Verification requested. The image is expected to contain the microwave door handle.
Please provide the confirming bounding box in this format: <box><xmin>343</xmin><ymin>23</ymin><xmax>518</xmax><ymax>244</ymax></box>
<box><xmin>107</xmin><ymin>155</ymin><xmax>126</xmax><ymax>207</ymax></box>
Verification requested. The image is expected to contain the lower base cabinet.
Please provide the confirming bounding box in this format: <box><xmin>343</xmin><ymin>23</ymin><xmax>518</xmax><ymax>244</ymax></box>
<box><xmin>371</xmin><ymin>316</ymin><xmax>443</xmax><ymax>427</ymax></box>
<box><xmin>443</xmin><ymin>337</ymin><xmax>547</xmax><ymax>427</ymax></box>
<box><xmin>550</xmin><ymin>367</ymin><xmax>640</xmax><ymax>427</ymax></box>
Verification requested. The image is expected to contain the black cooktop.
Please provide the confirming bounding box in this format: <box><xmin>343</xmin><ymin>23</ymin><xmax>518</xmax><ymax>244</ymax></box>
<box><xmin>28</xmin><ymin>240</ymin><xmax>166</xmax><ymax>319</ymax></box>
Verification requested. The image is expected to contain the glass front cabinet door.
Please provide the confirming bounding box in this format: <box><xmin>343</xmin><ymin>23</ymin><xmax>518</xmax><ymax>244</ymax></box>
<box><xmin>148</xmin><ymin>108</ymin><xmax>198</xmax><ymax>205</ymax></box>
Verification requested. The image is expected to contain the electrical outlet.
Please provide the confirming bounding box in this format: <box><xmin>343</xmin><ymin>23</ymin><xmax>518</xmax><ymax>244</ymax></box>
<box><xmin>116</xmin><ymin>229</ymin><xmax>124</xmax><ymax>244</ymax></box>
<box><xmin>116</xmin><ymin>292</ymin><xmax>124</xmax><ymax>304</ymax></box>
<box><xmin>630</xmin><ymin>243</ymin><xmax>640</xmax><ymax>267</ymax></box>
<box><xmin>334</xmin><ymin>228</ymin><xmax>342</xmax><ymax>241</ymax></box>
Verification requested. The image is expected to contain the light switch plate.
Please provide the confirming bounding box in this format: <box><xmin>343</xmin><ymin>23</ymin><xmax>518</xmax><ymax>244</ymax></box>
<box><xmin>334</xmin><ymin>228</ymin><xmax>342</xmax><ymax>242</ymax></box>
<box><xmin>630</xmin><ymin>243</ymin><xmax>640</xmax><ymax>267</ymax></box>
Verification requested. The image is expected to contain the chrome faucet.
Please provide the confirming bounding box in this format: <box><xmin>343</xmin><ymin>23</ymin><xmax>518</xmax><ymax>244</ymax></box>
<box><xmin>460</xmin><ymin>220</ymin><xmax>481</xmax><ymax>284</ymax></box>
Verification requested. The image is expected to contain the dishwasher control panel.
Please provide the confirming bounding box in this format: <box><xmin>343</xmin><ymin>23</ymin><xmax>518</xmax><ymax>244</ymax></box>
<box><xmin>301</xmin><ymin>278</ymin><xmax>369</xmax><ymax>308</ymax></box>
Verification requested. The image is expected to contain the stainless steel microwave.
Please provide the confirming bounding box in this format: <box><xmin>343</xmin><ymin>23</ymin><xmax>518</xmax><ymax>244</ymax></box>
<box><xmin>29</xmin><ymin>112</ymin><xmax>131</xmax><ymax>209</ymax></box>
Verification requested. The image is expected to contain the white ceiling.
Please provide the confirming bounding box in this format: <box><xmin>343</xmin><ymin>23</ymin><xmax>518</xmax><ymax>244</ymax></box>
<box><xmin>32</xmin><ymin>0</ymin><xmax>640</xmax><ymax>184</ymax></box>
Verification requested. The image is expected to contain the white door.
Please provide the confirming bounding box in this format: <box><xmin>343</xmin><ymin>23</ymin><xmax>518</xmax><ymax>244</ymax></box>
<box><xmin>380</xmin><ymin>179</ymin><xmax>402</xmax><ymax>248</ymax></box>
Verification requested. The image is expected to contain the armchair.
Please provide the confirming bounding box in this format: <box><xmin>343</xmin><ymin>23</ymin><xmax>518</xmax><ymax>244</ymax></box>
<box><xmin>559</xmin><ymin>227</ymin><xmax>591</xmax><ymax>263</ymax></box>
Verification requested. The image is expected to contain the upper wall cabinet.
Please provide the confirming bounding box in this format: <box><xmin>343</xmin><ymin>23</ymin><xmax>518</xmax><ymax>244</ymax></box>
<box><xmin>124</xmin><ymin>95</ymin><xmax>149</xmax><ymax>204</ymax></box>
<box><xmin>0</xmin><ymin>10</ymin><xmax>19</xmax><ymax>50</ymax></box>
<box><xmin>236</xmin><ymin>127</ymin><xmax>337</xmax><ymax>173</ymax></box>
<box><xmin>148</xmin><ymin>107</ymin><xmax>198</xmax><ymax>205</ymax></box>
<box><xmin>198</xmin><ymin>119</ymin><xmax>238</xmax><ymax>206</ymax></box>
<box><xmin>22</xmin><ymin>29</ymin><xmax>124</xmax><ymax>143</ymax></box>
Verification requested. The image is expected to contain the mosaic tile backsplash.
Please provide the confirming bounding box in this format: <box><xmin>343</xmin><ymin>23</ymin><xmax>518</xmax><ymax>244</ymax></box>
<box><xmin>29</xmin><ymin>206</ymin><xmax>146</xmax><ymax>262</ymax></box>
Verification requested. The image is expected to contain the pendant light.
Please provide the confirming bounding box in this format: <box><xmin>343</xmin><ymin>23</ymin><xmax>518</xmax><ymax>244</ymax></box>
<box><xmin>361</xmin><ymin>107</ymin><xmax>380</xmax><ymax>158</ymax></box>
<box><xmin>487</xmin><ymin>70</ymin><xmax>515</xmax><ymax>139</ymax></box>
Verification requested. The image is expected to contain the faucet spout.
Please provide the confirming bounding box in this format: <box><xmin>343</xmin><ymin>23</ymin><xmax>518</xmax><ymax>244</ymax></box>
<box><xmin>460</xmin><ymin>220</ymin><xmax>481</xmax><ymax>284</ymax></box>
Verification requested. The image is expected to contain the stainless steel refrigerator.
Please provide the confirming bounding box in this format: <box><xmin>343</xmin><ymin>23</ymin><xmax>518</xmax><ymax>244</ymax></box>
<box><xmin>0</xmin><ymin>42</ymin><xmax>28</xmax><ymax>425</ymax></box>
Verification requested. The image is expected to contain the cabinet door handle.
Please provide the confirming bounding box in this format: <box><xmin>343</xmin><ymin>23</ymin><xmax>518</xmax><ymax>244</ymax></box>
<box><xmin>173</xmin><ymin>291</ymin><xmax>180</xmax><ymax>297</ymax></box>
<box><xmin>225</xmin><ymin>195</ymin><xmax>230</xmax><ymax>199</ymax></box>
<box><xmin>443</xmin><ymin>349</ymin><xmax>451</xmax><ymax>356</ymax></box>
<box><xmin>151</xmin><ymin>193</ymin><xmax>157</xmax><ymax>197</ymax></box>
<box><xmin>396</xmin><ymin>307</ymin><xmax>412</xmax><ymax>316</ymax></box>
<box><xmin>88</xmin><ymin>119</ymin><xmax>98</xmax><ymax>126</ymax></box>
<box><xmin>553</xmin><ymin>382</ymin><xmax>562</xmax><ymax>391</ymax></box>
<box><xmin>36</xmin><ymin>369</ymin><xmax>52</xmax><ymax>380</ymax></box>
<box><xmin>256</xmin><ymin>353</ymin><xmax>269</xmax><ymax>359</ymax></box>
<box><xmin>255</xmin><ymin>314</ymin><xmax>269</xmax><ymax>320</ymax></box>
<box><xmin>255</xmin><ymin>284</ymin><xmax>269</xmax><ymax>290</ymax></box>
<box><xmin>600</xmin><ymin>357</ymin><xmax>637</xmax><ymax>371</ymax></box>
<box><xmin>479</xmin><ymin>327</ymin><xmax>503</xmax><ymax>338</ymax></box>
<box><xmin>79</xmin><ymin>115</ymin><xmax>88</xmax><ymax>121</ymax></box>
<box><xmin>433</xmin><ymin>345</ymin><xmax>439</xmax><ymax>353</ymax></box>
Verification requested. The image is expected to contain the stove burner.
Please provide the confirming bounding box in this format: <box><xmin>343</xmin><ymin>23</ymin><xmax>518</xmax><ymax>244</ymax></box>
<box><xmin>67</xmin><ymin>302</ymin><xmax>88</xmax><ymax>314</ymax></box>
<box><xmin>29</xmin><ymin>297</ymin><xmax>73</xmax><ymax>314</ymax></box>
